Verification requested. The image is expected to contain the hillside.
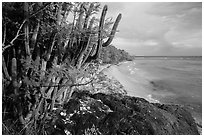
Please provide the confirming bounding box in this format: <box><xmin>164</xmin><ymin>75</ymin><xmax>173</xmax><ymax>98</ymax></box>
<box><xmin>100</xmin><ymin>45</ymin><xmax>134</xmax><ymax>64</ymax></box>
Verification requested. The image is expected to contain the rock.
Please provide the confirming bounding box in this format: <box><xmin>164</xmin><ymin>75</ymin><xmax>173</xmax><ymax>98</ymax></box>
<box><xmin>52</xmin><ymin>91</ymin><xmax>199</xmax><ymax>135</ymax></box>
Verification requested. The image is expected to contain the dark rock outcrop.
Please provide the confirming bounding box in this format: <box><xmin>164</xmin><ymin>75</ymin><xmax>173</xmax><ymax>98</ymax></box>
<box><xmin>51</xmin><ymin>91</ymin><xmax>199</xmax><ymax>135</ymax></box>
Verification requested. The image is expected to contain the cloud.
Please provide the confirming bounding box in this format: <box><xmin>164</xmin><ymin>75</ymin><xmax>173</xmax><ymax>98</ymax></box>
<box><xmin>113</xmin><ymin>37</ymin><xmax>201</xmax><ymax>56</ymax></box>
<box><xmin>102</xmin><ymin>2</ymin><xmax>202</xmax><ymax>56</ymax></box>
<box><xmin>147</xmin><ymin>2</ymin><xmax>201</xmax><ymax>16</ymax></box>
<box><xmin>149</xmin><ymin>2</ymin><xmax>202</xmax><ymax>31</ymax></box>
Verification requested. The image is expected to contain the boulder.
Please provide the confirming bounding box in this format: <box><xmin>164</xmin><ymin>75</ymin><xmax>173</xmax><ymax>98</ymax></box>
<box><xmin>51</xmin><ymin>91</ymin><xmax>199</xmax><ymax>135</ymax></box>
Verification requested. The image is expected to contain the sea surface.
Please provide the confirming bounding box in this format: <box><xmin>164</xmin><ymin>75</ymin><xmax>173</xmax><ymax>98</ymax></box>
<box><xmin>113</xmin><ymin>56</ymin><xmax>202</xmax><ymax>128</ymax></box>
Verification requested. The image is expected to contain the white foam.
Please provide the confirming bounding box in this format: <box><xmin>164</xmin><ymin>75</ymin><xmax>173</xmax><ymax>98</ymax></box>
<box><xmin>147</xmin><ymin>94</ymin><xmax>160</xmax><ymax>103</ymax></box>
<box><xmin>104</xmin><ymin>64</ymin><xmax>161</xmax><ymax>103</ymax></box>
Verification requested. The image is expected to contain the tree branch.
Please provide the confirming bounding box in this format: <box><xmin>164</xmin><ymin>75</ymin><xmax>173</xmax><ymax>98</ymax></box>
<box><xmin>2</xmin><ymin>3</ymin><xmax>51</xmax><ymax>53</ymax></box>
<box><xmin>2</xmin><ymin>20</ymin><xmax>27</xmax><ymax>52</ymax></box>
<box><xmin>3</xmin><ymin>23</ymin><xmax>6</xmax><ymax>46</ymax></box>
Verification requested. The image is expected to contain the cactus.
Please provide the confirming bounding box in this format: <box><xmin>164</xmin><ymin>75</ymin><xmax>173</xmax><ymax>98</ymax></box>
<box><xmin>3</xmin><ymin>3</ymin><xmax>122</xmax><ymax>133</ymax></box>
<box><xmin>73</xmin><ymin>4</ymin><xmax>86</xmax><ymax>63</ymax></box>
<box><xmin>57</xmin><ymin>3</ymin><xmax>122</xmax><ymax>71</ymax></box>
<box><xmin>76</xmin><ymin>37</ymin><xmax>91</xmax><ymax>69</ymax></box>
<box><xmin>73</xmin><ymin>5</ymin><xmax>107</xmax><ymax>67</ymax></box>
<box><xmin>77</xmin><ymin>3</ymin><xmax>85</xmax><ymax>31</ymax></box>
<box><xmin>30</xmin><ymin>3</ymin><xmax>42</xmax><ymax>53</ymax></box>
<box><xmin>50</xmin><ymin>76</ymin><xmax>62</xmax><ymax>111</ymax></box>
<box><xmin>57</xmin><ymin>2</ymin><xmax>63</xmax><ymax>27</ymax></box>
<box><xmin>45</xmin><ymin>32</ymin><xmax>57</xmax><ymax>61</ymax></box>
<box><xmin>102</xmin><ymin>13</ymin><xmax>122</xmax><ymax>47</ymax></box>
<box><xmin>24</xmin><ymin>2</ymin><xmax>31</xmax><ymax>59</ymax></box>
<box><xmin>83</xmin><ymin>3</ymin><xmax>94</xmax><ymax>29</ymax></box>
<box><xmin>95</xmin><ymin>5</ymin><xmax>108</xmax><ymax>59</ymax></box>
<box><xmin>81</xmin><ymin>44</ymin><xmax>97</xmax><ymax>67</ymax></box>
<box><xmin>74</xmin><ymin>4</ymin><xmax>122</xmax><ymax>67</ymax></box>
<box><xmin>30</xmin><ymin>22</ymin><xmax>40</xmax><ymax>51</ymax></box>
<box><xmin>56</xmin><ymin>79</ymin><xmax>72</xmax><ymax>104</ymax></box>
<box><xmin>2</xmin><ymin>56</ymin><xmax>11</xmax><ymax>81</ymax></box>
<box><xmin>11</xmin><ymin>58</ymin><xmax>18</xmax><ymax>95</ymax></box>
<box><xmin>76</xmin><ymin>16</ymin><xmax>95</xmax><ymax>69</ymax></box>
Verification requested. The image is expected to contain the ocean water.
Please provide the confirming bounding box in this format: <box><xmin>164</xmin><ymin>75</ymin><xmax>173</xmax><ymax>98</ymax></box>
<box><xmin>116</xmin><ymin>56</ymin><xmax>202</xmax><ymax>126</ymax></box>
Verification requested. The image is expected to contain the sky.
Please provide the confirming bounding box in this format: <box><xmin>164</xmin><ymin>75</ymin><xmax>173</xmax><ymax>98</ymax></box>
<box><xmin>101</xmin><ymin>2</ymin><xmax>202</xmax><ymax>56</ymax></box>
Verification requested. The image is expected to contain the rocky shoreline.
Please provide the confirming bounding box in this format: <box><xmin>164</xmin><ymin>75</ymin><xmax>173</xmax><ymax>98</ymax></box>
<box><xmin>51</xmin><ymin>90</ymin><xmax>199</xmax><ymax>135</ymax></box>
<box><xmin>102</xmin><ymin>63</ymin><xmax>202</xmax><ymax>134</ymax></box>
<box><xmin>49</xmin><ymin>65</ymin><xmax>200</xmax><ymax>135</ymax></box>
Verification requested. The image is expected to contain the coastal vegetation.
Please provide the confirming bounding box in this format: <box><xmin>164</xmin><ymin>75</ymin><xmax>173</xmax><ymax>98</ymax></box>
<box><xmin>100</xmin><ymin>45</ymin><xmax>133</xmax><ymax>64</ymax></box>
<box><xmin>2</xmin><ymin>2</ymin><xmax>199</xmax><ymax>135</ymax></box>
<box><xmin>2</xmin><ymin>2</ymin><xmax>122</xmax><ymax>134</ymax></box>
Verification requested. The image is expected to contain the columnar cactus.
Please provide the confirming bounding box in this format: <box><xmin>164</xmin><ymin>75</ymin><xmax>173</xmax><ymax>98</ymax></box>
<box><xmin>11</xmin><ymin>58</ymin><xmax>18</xmax><ymax>95</ymax></box>
<box><xmin>73</xmin><ymin>4</ymin><xmax>122</xmax><ymax>69</ymax></box>
<box><xmin>2</xmin><ymin>56</ymin><xmax>11</xmax><ymax>81</ymax></box>
<box><xmin>103</xmin><ymin>13</ymin><xmax>122</xmax><ymax>47</ymax></box>
<box><xmin>2</xmin><ymin>3</ymin><xmax>122</xmax><ymax>133</ymax></box>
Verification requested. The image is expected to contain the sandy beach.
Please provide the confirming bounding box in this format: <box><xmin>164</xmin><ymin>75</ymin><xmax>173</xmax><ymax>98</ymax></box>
<box><xmin>102</xmin><ymin>63</ymin><xmax>160</xmax><ymax>103</ymax></box>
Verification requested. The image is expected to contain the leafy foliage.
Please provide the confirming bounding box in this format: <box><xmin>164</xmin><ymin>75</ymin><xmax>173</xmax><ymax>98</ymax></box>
<box><xmin>100</xmin><ymin>45</ymin><xmax>133</xmax><ymax>64</ymax></box>
<box><xmin>2</xmin><ymin>2</ymin><xmax>122</xmax><ymax>135</ymax></box>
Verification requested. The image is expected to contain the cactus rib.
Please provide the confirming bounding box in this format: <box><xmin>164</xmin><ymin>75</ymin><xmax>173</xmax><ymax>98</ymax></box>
<box><xmin>102</xmin><ymin>13</ymin><xmax>122</xmax><ymax>47</ymax></box>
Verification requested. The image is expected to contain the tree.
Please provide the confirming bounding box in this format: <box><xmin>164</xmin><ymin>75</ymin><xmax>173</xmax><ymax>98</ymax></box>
<box><xmin>2</xmin><ymin>2</ymin><xmax>122</xmax><ymax>134</ymax></box>
<box><xmin>100</xmin><ymin>45</ymin><xmax>133</xmax><ymax>64</ymax></box>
